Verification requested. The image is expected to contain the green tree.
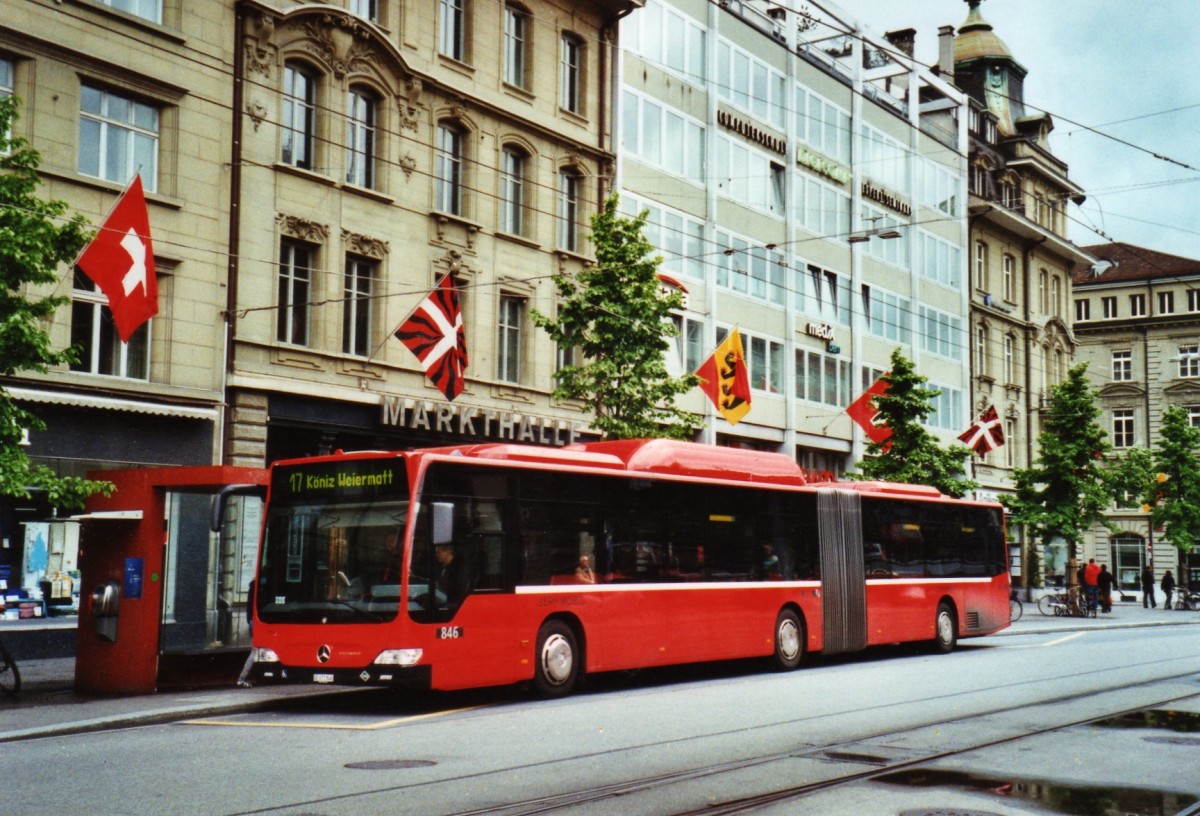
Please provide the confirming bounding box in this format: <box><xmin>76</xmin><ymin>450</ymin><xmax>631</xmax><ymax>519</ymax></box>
<box><xmin>847</xmin><ymin>348</ymin><xmax>976</xmax><ymax>498</ymax></box>
<box><xmin>1145</xmin><ymin>405</ymin><xmax>1200</xmax><ymax>560</ymax></box>
<box><xmin>532</xmin><ymin>195</ymin><xmax>699</xmax><ymax>440</ymax></box>
<box><xmin>0</xmin><ymin>96</ymin><xmax>112</xmax><ymax>510</ymax></box>
<box><xmin>1003</xmin><ymin>363</ymin><xmax>1111</xmax><ymax>586</ymax></box>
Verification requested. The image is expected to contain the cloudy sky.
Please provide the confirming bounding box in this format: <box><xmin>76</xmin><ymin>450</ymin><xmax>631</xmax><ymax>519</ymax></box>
<box><xmin>821</xmin><ymin>0</ymin><xmax>1200</xmax><ymax>260</ymax></box>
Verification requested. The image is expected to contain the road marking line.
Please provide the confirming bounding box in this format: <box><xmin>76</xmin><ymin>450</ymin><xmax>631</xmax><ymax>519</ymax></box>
<box><xmin>1003</xmin><ymin>631</ymin><xmax>1088</xmax><ymax>649</ymax></box>
<box><xmin>179</xmin><ymin>705</ymin><xmax>486</xmax><ymax>731</ymax></box>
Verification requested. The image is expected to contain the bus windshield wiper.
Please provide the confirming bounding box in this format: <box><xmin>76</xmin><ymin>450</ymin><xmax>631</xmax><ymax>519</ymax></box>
<box><xmin>326</xmin><ymin>599</ymin><xmax>386</xmax><ymax>622</ymax></box>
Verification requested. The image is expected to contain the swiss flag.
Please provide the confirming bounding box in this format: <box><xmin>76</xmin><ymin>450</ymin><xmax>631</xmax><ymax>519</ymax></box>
<box><xmin>394</xmin><ymin>275</ymin><xmax>468</xmax><ymax>400</ymax></box>
<box><xmin>75</xmin><ymin>175</ymin><xmax>158</xmax><ymax>343</ymax></box>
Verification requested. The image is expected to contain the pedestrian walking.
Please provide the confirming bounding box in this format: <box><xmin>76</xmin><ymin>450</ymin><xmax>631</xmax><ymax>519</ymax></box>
<box><xmin>1142</xmin><ymin>565</ymin><xmax>1157</xmax><ymax>608</ymax></box>
<box><xmin>1097</xmin><ymin>564</ymin><xmax>1114</xmax><ymax>613</ymax></box>
<box><xmin>1162</xmin><ymin>570</ymin><xmax>1176</xmax><ymax>610</ymax></box>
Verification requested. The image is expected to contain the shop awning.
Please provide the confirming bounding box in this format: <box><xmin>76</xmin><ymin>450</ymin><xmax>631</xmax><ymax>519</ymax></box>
<box><xmin>6</xmin><ymin>386</ymin><xmax>219</xmax><ymax>422</ymax></box>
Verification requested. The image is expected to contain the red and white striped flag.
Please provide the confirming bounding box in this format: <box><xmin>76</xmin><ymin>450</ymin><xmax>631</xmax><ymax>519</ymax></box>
<box><xmin>958</xmin><ymin>405</ymin><xmax>1005</xmax><ymax>456</ymax></box>
<box><xmin>394</xmin><ymin>275</ymin><xmax>468</xmax><ymax>400</ymax></box>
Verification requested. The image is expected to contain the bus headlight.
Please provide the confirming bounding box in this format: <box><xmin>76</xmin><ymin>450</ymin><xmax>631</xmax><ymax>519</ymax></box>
<box><xmin>253</xmin><ymin>647</ymin><xmax>280</xmax><ymax>663</ymax></box>
<box><xmin>373</xmin><ymin>649</ymin><xmax>423</xmax><ymax>666</ymax></box>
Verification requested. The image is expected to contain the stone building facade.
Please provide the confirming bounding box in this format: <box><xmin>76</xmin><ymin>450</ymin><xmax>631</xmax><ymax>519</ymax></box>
<box><xmin>1073</xmin><ymin>242</ymin><xmax>1200</xmax><ymax>594</ymax></box>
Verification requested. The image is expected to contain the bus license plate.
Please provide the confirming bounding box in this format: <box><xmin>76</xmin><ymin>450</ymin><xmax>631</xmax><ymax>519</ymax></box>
<box><xmin>313</xmin><ymin>673</ymin><xmax>335</xmax><ymax>683</ymax></box>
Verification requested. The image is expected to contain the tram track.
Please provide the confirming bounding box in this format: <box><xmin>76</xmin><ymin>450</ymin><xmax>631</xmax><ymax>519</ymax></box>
<box><xmin>447</xmin><ymin>667</ymin><xmax>1200</xmax><ymax>816</ymax></box>
<box><xmin>226</xmin><ymin>653</ymin><xmax>1200</xmax><ymax>816</ymax></box>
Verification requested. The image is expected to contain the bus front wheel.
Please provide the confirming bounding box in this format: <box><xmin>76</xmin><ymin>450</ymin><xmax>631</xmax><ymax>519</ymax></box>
<box><xmin>933</xmin><ymin>602</ymin><xmax>957</xmax><ymax>654</ymax></box>
<box><xmin>532</xmin><ymin>620</ymin><xmax>580</xmax><ymax>698</ymax></box>
<box><xmin>772</xmin><ymin>608</ymin><xmax>804</xmax><ymax>671</ymax></box>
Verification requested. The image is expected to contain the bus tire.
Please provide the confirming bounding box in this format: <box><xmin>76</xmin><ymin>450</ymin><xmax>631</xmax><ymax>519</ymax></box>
<box><xmin>532</xmin><ymin>620</ymin><xmax>579</xmax><ymax>698</ymax></box>
<box><xmin>933</xmin><ymin>602</ymin><xmax>957</xmax><ymax>654</ymax></box>
<box><xmin>772</xmin><ymin>608</ymin><xmax>804</xmax><ymax>671</ymax></box>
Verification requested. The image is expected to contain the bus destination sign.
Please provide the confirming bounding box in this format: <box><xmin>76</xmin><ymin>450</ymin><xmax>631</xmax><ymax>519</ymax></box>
<box><xmin>272</xmin><ymin>459</ymin><xmax>405</xmax><ymax>504</ymax></box>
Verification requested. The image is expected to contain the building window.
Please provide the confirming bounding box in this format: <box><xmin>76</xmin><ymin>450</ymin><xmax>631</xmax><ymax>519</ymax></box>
<box><xmin>499</xmin><ymin>146</ymin><xmax>527</xmax><ymax>236</ymax></box>
<box><xmin>497</xmin><ymin>295</ymin><xmax>523</xmax><ymax>383</ymax></box>
<box><xmin>1129</xmin><ymin>293</ymin><xmax>1146</xmax><ymax>317</ymax></box>
<box><xmin>1112</xmin><ymin>408</ymin><xmax>1135</xmax><ymax>448</ymax></box>
<box><xmin>79</xmin><ymin>84</ymin><xmax>159</xmax><ymax>191</ymax></box>
<box><xmin>1112</xmin><ymin>350</ymin><xmax>1132</xmax><ymax>382</ymax></box>
<box><xmin>1075</xmin><ymin>298</ymin><xmax>1090</xmax><ymax>321</ymax></box>
<box><xmin>1004</xmin><ymin>418</ymin><xmax>1016</xmax><ymax>468</ymax></box>
<box><xmin>503</xmin><ymin>5</ymin><xmax>529</xmax><ymax>88</ymax></box>
<box><xmin>435</xmin><ymin>122</ymin><xmax>464</xmax><ymax>216</ymax></box>
<box><xmin>1102</xmin><ymin>296</ymin><xmax>1117</xmax><ymax>319</ymax></box>
<box><xmin>97</xmin><ymin>0</ymin><xmax>161</xmax><ymax>23</ymax></box>
<box><xmin>1187</xmin><ymin>405</ymin><xmax>1200</xmax><ymax>429</ymax></box>
<box><xmin>557</xmin><ymin>167</ymin><xmax>580</xmax><ymax>252</ymax></box>
<box><xmin>670</xmin><ymin>314</ymin><xmax>705</xmax><ymax>375</ymax></box>
<box><xmin>1158</xmin><ymin>290</ymin><xmax>1175</xmax><ymax>314</ymax></box>
<box><xmin>1003</xmin><ymin>334</ymin><xmax>1015</xmax><ymax>384</ymax></box>
<box><xmin>795</xmin><ymin>349</ymin><xmax>852</xmax><ymax>407</ymax></box>
<box><xmin>1050</xmin><ymin>275</ymin><xmax>1061</xmax><ymax>317</ymax></box>
<box><xmin>560</xmin><ymin>33</ymin><xmax>583</xmax><ymax>114</ymax></box>
<box><xmin>975</xmin><ymin>324</ymin><xmax>988</xmax><ymax>375</ymax></box>
<box><xmin>1181</xmin><ymin>344</ymin><xmax>1200</xmax><ymax>378</ymax></box>
<box><xmin>1189</xmin><ymin>289</ymin><xmax>1200</xmax><ymax>313</ymax></box>
<box><xmin>1038</xmin><ymin>269</ymin><xmax>1048</xmax><ymax>313</ymax></box>
<box><xmin>1002</xmin><ymin>254</ymin><xmax>1015</xmax><ymax>302</ymax></box>
<box><xmin>70</xmin><ymin>269</ymin><xmax>149</xmax><ymax>379</ymax></box>
<box><xmin>974</xmin><ymin>241</ymin><xmax>988</xmax><ymax>290</ymax></box>
<box><xmin>278</xmin><ymin>240</ymin><xmax>313</xmax><ymax>346</ymax></box>
<box><xmin>747</xmin><ymin>334</ymin><xmax>784</xmax><ymax>393</ymax></box>
<box><xmin>346</xmin><ymin>88</ymin><xmax>376</xmax><ymax>188</ymax></box>
<box><xmin>1054</xmin><ymin>348</ymin><xmax>1065</xmax><ymax>384</ymax></box>
<box><xmin>349</xmin><ymin>0</ymin><xmax>377</xmax><ymax>21</ymax></box>
<box><xmin>919</xmin><ymin>305</ymin><xmax>963</xmax><ymax>361</ymax></box>
<box><xmin>439</xmin><ymin>0</ymin><xmax>466</xmax><ymax>61</ymax></box>
<box><xmin>343</xmin><ymin>256</ymin><xmax>374</xmax><ymax>357</ymax></box>
<box><xmin>281</xmin><ymin>63</ymin><xmax>316</xmax><ymax>170</ymax></box>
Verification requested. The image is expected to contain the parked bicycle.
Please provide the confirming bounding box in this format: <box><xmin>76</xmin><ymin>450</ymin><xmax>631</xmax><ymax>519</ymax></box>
<box><xmin>1037</xmin><ymin>586</ymin><xmax>1095</xmax><ymax>618</ymax></box>
<box><xmin>1173</xmin><ymin>590</ymin><xmax>1200</xmax><ymax>611</ymax></box>
<box><xmin>0</xmin><ymin>634</ymin><xmax>20</xmax><ymax>698</ymax></box>
<box><xmin>1009</xmin><ymin>589</ymin><xmax>1024</xmax><ymax>622</ymax></box>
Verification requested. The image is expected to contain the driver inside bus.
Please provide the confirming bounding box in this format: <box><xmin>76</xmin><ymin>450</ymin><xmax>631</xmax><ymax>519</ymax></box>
<box><xmin>433</xmin><ymin>542</ymin><xmax>471</xmax><ymax>608</ymax></box>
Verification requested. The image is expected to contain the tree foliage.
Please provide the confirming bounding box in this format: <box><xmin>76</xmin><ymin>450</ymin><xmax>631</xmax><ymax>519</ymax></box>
<box><xmin>0</xmin><ymin>96</ymin><xmax>112</xmax><ymax>509</ymax></box>
<box><xmin>1002</xmin><ymin>363</ymin><xmax>1112</xmax><ymax>561</ymax></box>
<box><xmin>847</xmin><ymin>348</ymin><xmax>976</xmax><ymax>498</ymax></box>
<box><xmin>1144</xmin><ymin>405</ymin><xmax>1200</xmax><ymax>554</ymax></box>
<box><xmin>532</xmin><ymin>195</ymin><xmax>699</xmax><ymax>440</ymax></box>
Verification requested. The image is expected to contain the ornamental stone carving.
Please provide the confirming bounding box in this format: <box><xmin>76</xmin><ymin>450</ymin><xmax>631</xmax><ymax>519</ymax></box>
<box><xmin>276</xmin><ymin>213</ymin><xmax>329</xmax><ymax>243</ymax></box>
<box><xmin>341</xmin><ymin>229</ymin><xmax>389</xmax><ymax>259</ymax></box>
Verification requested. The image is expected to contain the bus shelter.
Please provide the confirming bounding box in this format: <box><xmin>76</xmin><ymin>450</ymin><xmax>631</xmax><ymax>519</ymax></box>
<box><xmin>75</xmin><ymin>466</ymin><xmax>266</xmax><ymax>694</ymax></box>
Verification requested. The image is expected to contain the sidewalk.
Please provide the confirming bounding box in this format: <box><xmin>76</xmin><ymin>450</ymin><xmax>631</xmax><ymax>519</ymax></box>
<box><xmin>2</xmin><ymin>604</ymin><xmax>1196</xmax><ymax>743</ymax></box>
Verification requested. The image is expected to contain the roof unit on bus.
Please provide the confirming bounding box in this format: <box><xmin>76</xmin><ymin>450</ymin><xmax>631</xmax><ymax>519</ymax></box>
<box><xmin>570</xmin><ymin>439</ymin><xmax>808</xmax><ymax>487</ymax></box>
<box><xmin>812</xmin><ymin>480</ymin><xmax>944</xmax><ymax>498</ymax></box>
<box><xmin>445</xmin><ymin>443</ymin><xmax>626</xmax><ymax>470</ymax></box>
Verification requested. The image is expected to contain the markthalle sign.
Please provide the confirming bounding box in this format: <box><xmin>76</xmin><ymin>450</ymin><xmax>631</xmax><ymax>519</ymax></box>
<box><xmin>380</xmin><ymin>395</ymin><xmax>590</xmax><ymax>447</ymax></box>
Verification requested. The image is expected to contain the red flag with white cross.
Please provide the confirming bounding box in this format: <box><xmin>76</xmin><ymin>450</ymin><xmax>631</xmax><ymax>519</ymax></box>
<box><xmin>75</xmin><ymin>175</ymin><xmax>158</xmax><ymax>342</ymax></box>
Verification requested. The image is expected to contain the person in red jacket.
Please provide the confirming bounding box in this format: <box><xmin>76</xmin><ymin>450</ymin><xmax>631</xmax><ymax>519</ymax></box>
<box><xmin>1082</xmin><ymin>558</ymin><xmax>1101</xmax><ymax>612</ymax></box>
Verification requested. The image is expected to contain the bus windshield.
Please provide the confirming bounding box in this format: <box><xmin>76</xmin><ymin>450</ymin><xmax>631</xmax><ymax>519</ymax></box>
<box><xmin>257</xmin><ymin>457</ymin><xmax>408</xmax><ymax>624</ymax></box>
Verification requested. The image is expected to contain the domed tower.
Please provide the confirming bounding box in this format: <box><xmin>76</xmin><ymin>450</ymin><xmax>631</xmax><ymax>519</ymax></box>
<box><xmin>953</xmin><ymin>0</ymin><xmax>1026</xmax><ymax>137</ymax></box>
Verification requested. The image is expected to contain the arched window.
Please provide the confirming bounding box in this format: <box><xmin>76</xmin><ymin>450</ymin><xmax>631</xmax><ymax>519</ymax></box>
<box><xmin>282</xmin><ymin>62</ymin><xmax>317</xmax><ymax>170</ymax></box>
<box><xmin>557</xmin><ymin>167</ymin><xmax>581</xmax><ymax>251</ymax></box>
<box><xmin>346</xmin><ymin>87</ymin><xmax>377</xmax><ymax>188</ymax></box>
<box><xmin>435</xmin><ymin>121</ymin><xmax>465</xmax><ymax>215</ymax></box>
<box><xmin>500</xmin><ymin>145</ymin><xmax>528</xmax><ymax>236</ymax></box>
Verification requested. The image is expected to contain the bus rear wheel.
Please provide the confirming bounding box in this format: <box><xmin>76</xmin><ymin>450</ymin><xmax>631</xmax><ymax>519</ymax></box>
<box><xmin>933</xmin><ymin>602</ymin><xmax>957</xmax><ymax>654</ymax></box>
<box><xmin>532</xmin><ymin>620</ymin><xmax>579</xmax><ymax>698</ymax></box>
<box><xmin>772</xmin><ymin>608</ymin><xmax>804</xmax><ymax>671</ymax></box>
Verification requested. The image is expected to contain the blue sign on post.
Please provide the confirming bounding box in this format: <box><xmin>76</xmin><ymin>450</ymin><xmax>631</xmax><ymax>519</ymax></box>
<box><xmin>124</xmin><ymin>557</ymin><xmax>144</xmax><ymax>600</ymax></box>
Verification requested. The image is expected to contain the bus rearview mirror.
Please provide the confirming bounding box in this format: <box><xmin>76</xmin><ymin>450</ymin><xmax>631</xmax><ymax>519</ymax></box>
<box><xmin>432</xmin><ymin>502</ymin><xmax>454</xmax><ymax>545</ymax></box>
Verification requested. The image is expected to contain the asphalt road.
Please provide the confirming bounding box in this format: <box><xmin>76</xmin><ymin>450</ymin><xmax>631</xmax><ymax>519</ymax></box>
<box><xmin>6</xmin><ymin>623</ymin><xmax>1200</xmax><ymax>816</ymax></box>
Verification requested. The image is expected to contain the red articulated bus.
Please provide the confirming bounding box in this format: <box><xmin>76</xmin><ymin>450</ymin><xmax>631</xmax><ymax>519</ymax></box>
<box><xmin>241</xmin><ymin>439</ymin><xmax>1009</xmax><ymax>696</ymax></box>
